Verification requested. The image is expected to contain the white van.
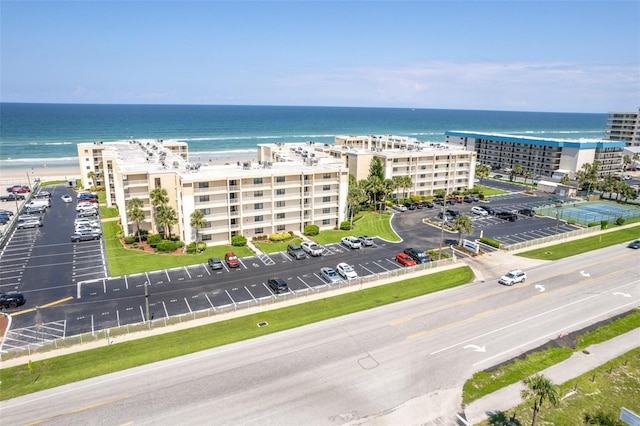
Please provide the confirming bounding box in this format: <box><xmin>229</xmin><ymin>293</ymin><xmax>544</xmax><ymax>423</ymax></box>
<box><xmin>26</xmin><ymin>199</ymin><xmax>51</xmax><ymax>209</ymax></box>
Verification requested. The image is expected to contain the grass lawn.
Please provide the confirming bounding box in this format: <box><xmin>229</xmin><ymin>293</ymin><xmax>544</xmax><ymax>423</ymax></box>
<box><xmin>462</xmin><ymin>298</ymin><xmax>640</xmax><ymax>405</ymax></box>
<box><xmin>517</xmin><ymin>224</ymin><xmax>640</xmax><ymax>260</ymax></box>
<box><xmin>314</xmin><ymin>210</ymin><xmax>401</xmax><ymax>245</ymax></box>
<box><xmin>476</xmin><ymin>346</ymin><xmax>640</xmax><ymax>425</ymax></box>
<box><xmin>253</xmin><ymin>238</ymin><xmax>302</xmax><ymax>254</ymax></box>
<box><xmin>40</xmin><ymin>180</ymin><xmax>67</xmax><ymax>186</ymax></box>
<box><xmin>103</xmin><ymin>221</ymin><xmax>253</xmax><ymax>276</ymax></box>
<box><xmin>474</xmin><ymin>185</ymin><xmax>508</xmax><ymax>197</ymax></box>
<box><xmin>0</xmin><ymin>266</ymin><xmax>474</xmax><ymax>400</ymax></box>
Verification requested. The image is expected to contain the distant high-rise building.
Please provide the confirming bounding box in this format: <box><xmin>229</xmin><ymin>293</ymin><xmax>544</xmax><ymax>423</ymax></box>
<box><xmin>603</xmin><ymin>108</ymin><xmax>640</xmax><ymax>147</ymax></box>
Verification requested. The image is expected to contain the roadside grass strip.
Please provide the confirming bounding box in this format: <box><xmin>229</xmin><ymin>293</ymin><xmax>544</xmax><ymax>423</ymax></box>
<box><xmin>0</xmin><ymin>266</ymin><xmax>473</xmax><ymax>400</ymax></box>
<box><xmin>462</xmin><ymin>309</ymin><xmax>640</xmax><ymax>404</ymax></box>
<box><xmin>474</xmin><ymin>346</ymin><xmax>640</xmax><ymax>426</ymax></box>
<box><xmin>517</xmin><ymin>224</ymin><xmax>640</xmax><ymax>260</ymax></box>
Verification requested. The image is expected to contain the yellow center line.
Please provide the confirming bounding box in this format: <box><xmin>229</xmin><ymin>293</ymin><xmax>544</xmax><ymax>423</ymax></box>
<box><xmin>26</xmin><ymin>395</ymin><xmax>131</xmax><ymax>425</ymax></box>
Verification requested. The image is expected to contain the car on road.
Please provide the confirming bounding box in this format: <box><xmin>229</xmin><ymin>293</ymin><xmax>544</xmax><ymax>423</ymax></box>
<box><xmin>207</xmin><ymin>257</ymin><xmax>224</xmax><ymax>270</ymax></box>
<box><xmin>17</xmin><ymin>219</ymin><xmax>43</xmax><ymax>229</ymax></box>
<box><xmin>518</xmin><ymin>208</ymin><xmax>536</xmax><ymax>217</ymax></box>
<box><xmin>225</xmin><ymin>252</ymin><xmax>240</xmax><ymax>268</ymax></box>
<box><xmin>0</xmin><ymin>291</ymin><xmax>26</xmax><ymax>309</ymax></box>
<box><xmin>478</xmin><ymin>205</ymin><xmax>495</xmax><ymax>215</ymax></box>
<box><xmin>392</xmin><ymin>204</ymin><xmax>407</xmax><ymax>212</ymax></box>
<box><xmin>0</xmin><ymin>193</ymin><xmax>26</xmax><ymax>202</ymax></box>
<box><xmin>358</xmin><ymin>235</ymin><xmax>374</xmax><ymax>246</ymax></box>
<box><xmin>341</xmin><ymin>236</ymin><xmax>362</xmax><ymax>249</ymax></box>
<box><xmin>287</xmin><ymin>243</ymin><xmax>306</xmax><ymax>260</ymax></box>
<box><xmin>336</xmin><ymin>262</ymin><xmax>358</xmax><ymax>280</ymax></box>
<box><xmin>61</xmin><ymin>194</ymin><xmax>73</xmax><ymax>203</ymax></box>
<box><xmin>403</xmin><ymin>247</ymin><xmax>430</xmax><ymax>264</ymax></box>
<box><xmin>627</xmin><ymin>240</ymin><xmax>640</xmax><ymax>249</ymax></box>
<box><xmin>471</xmin><ymin>206</ymin><xmax>488</xmax><ymax>216</ymax></box>
<box><xmin>267</xmin><ymin>277</ymin><xmax>288</xmax><ymax>294</ymax></box>
<box><xmin>35</xmin><ymin>191</ymin><xmax>51</xmax><ymax>199</ymax></box>
<box><xmin>70</xmin><ymin>232</ymin><xmax>101</xmax><ymax>242</ymax></box>
<box><xmin>492</xmin><ymin>174</ymin><xmax>504</xmax><ymax>179</ymax></box>
<box><xmin>498</xmin><ymin>269</ymin><xmax>527</xmax><ymax>286</ymax></box>
<box><xmin>301</xmin><ymin>241</ymin><xmax>323</xmax><ymax>257</ymax></box>
<box><xmin>395</xmin><ymin>252</ymin><xmax>416</xmax><ymax>267</ymax></box>
<box><xmin>496</xmin><ymin>211</ymin><xmax>518</xmax><ymax>222</ymax></box>
<box><xmin>320</xmin><ymin>267</ymin><xmax>342</xmax><ymax>284</ymax></box>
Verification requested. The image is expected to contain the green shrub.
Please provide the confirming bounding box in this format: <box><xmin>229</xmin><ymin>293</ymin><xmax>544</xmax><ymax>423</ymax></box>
<box><xmin>340</xmin><ymin>221</ymin><xmax>352</xmax><ymax>230</ymax></box>
<box><xmin>480</xmin><ymin>236</ymin><xmax>500</xmax><ymax>248</ymax></box>
<box><xmin>130</xmin><ymin>242</ymin><xmax>138</xmax><ymax>249</ymax></box>
<box><xmin>269</xmin><ymin>232</ymin><xmax>291</xmax><ymax>242</ymax></box>
<box><xmin>231</xmin><ymin>235</ymin><xmax>247</xmax><ymax>246</ymax></box>
<box><xmin>616</xmin><ymin>217</ymin><xmax>625</xmax><ymax>226</ymax></box>
<box><xmin>156</xmin><ymin>240</ymin><xmax>179</xmax><ymax>252</ymax></box>
<box><xmin>428</xmin><ymin>250</ymin><xmax>451</xmax><ymax>260</ymax></box>
<box><xmin>124</xmin><ymin>236</ymin><xmax>136</xmax><ymax>244</ymax></box>
<box><xmin>116</xmin><ymin>230</ymin><xmax>125</xmax><ymax>239</ymax></box>
<box><xmin>587</xmin><ymin>222</ymin><xmax>599</xmax><ymax>227</ymax></box>
<box><xmin>304</xmin><ymin>224</ymin><xmax>319</xmax><ymax>236</ymax></box>
<box><xmin>147</xmin><ymin>234</ymin><xmax>163</xmax><ymax>248</ymax></box>
<box><xmin>567</xmin><ymin>219</ymin><xmax>576</xmax><ymax>225</ymax></box>
<box><xmin>600</xmin><ymin>219</ymin><xmax>609</xmax><ymax>229</ymax></box>
<box><xmin>186</xmin><ymin>242</ymin><xmax>207</xmax><ymax>253</ymax></box>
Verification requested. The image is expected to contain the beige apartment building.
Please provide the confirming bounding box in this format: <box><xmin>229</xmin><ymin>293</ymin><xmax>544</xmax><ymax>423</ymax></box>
<box><xmin>78</xmin><ymin>139</ymin><xmax>348</xmax><ymax>246</ymax></box>
<box><xmin>603</xmin><ymin>108</ymin><xmax>640</xmax><ymax>147</ymax></box>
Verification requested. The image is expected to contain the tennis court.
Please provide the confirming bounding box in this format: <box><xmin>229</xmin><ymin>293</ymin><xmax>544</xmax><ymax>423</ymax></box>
<box><xmin>537</xmin><ymin>201</ymin><xmax>640</xmax><ymax>225</ymax></box>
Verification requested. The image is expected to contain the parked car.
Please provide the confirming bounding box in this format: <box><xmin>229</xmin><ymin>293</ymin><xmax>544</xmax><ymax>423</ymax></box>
<box><xmin>0</xmin><ymin>291</ymin><xmax>26</xmax><ymax>309</ymax></box>
<box><xmin>287</xmin><ymin>243</ymin><xmax>306</xmax><ymax>260</ymax></box>
<box><xmin>341</xmin><ymin>236</ymin><xmax>362</xmax><ymax>249</ymax></box>
<box><xmin>423</xmin><ymin>201</ymin><xmax>435</xmax><ymax>208</ymax></box>
<box><xmin>224</xmin><ymin>252</ymin><xmax>240</xmax><ymax>268</ymax></box>
<box><xmin>549</xmin><ymin>196</ymin><xmax>565</xmax><ymax>204</ymax></box>
<box><xmin>25</xmin><ymin>206</ymin><xmax>46</xmax><ymax>215</ymax></box>
<box><xmin>7</xmin><ymin>185</ymin><xmax>30</xmax><ymax>193</ymax></box>
<box><xmin>17</xmin><ymin>219</ymin><xmax>43</xmax><ymax>229</ymax></box>
<box><xmin>395</xmin><ymin>252</ymin><xmax>417</xmax><ymax>267</ymax></box>
<box><xmin>446</xmin><ymin>209</ymin><xmax>460</xmax><ymax>218</ymax></box>
<box><xmin>393</xmin><ymin>204</ymin><xmax>407</xmax><ymax>212</ymax></box>
<box><xmin>403</xmin><ymin>248</ymin><xmax>430</xmax><ymax>264</ymax></box>
<box><xmin>358</xmin><ymin>235</ymin><xmax>374</xmax><ymax>246</ymax></box>
<box><xmin>518</xmin><ymin>208</ymin><xmax>536</xmax><ymax>217</ymax></box>
<box><xmin>61</xmin><ymin>194</ymin><xmax>73</xmax><ymax>203</ymax></box>
<box><xmin>498</xmin><ymin>269</ymin><xmax>527</xmax><ymax>286</ymax></box>
<box><xmin>77</xmin><ymin>209</ymin><xmax>98</xmax><ymax>218</ymax></box>
<box><xmin>70</xmin><ymin>232</ymin><xmax>101</xmax><ymax>242</ymax></box>
<box><xmin>437</xmin><ymin>212</ymin><xmax>454</xmax><ymax>222</ymax></box>
<box><xmin>0</xmin><ymin>215</ymin><xmax>10</xmax><ymax>224</ymax></box>
<box><xmin>336</xmin><ymin>262</ymin><xmax>358</xmax><ymax>280</ymax></box>
<box><xmin>403</xmin><ymin>202</ymin><xmax>417</xmax><ymax>210</ymax></box>
<box><xmin>0</xmin><ymin>209</ymin><xmax>13</xmax><ymax>216</ymax></box>
<box><xmin>207</xmin><ymin>257</ymin><xmax>224</xmax><ymax>270</ymax></box>
<box><xmin>34</xmin><ymin>191</ymin><xmax>51</xmax><ymax>199</ymax></box>
<box><xmin>496</xmin><ymin>211</ymin><xmax>518</xmax><ymax>222</ymax></box>
<box><xmin>0</xmin><ymin>193</ymin><xmax>26</xmax><ymax>202</ymax></box>
<box><xmin>627</xmin><ymin>240</ymin><xmax>640</xmax><ymax>249</ymax></box>
<box><xmin>492</xmin><ymin>174</ymin><xmax>504</xmax><ymax>179</ymax></box>
<box><xmin>301</xmin><ymin>241</ymin><xmax>323</xmax><ymax>257</ymax></box>
<box><xmin>471</xmin><ymin>206</ymin><xmax>488</xmax><ymax>216</ymax></box>
<box><xmin>478</xmin><ymin>205</ymin><xmax>496</xmax><ymax>215</ymax></box>
<box><xmin>320</xmin><ymin>267</ymin><xmax>342</xmax><ymax>284</ymax></box>
<box><xmin>267</xmin><ymin>277</ymin><xmax>288</xmax><ymax>294</ymax></box>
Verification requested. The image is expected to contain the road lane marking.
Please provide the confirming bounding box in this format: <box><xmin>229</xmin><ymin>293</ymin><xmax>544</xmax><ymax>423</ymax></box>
<box><xmin>25</xmin><ymin>395</ymin><xmax>130</xmax><ymax>425</ymax></box>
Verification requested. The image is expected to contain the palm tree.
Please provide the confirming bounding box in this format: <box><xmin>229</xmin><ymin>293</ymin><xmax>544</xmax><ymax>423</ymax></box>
<box><xmin>190</xmin><ymin>210</ymin><xmax>206</xmax><ymax>253</ymax></box>
<box><xmin>512</xmin><ymin>164</ymin><xmax>523</xmax><ymax>182</ymax></box>
<box><xmin>475</xmin><ymin>164</ymin><xmax>490</xmax><ymax>183</ymax></box>
<box><xmin>380</xmin><ymin>178</ymin><xmax>395</xmax><ymax>208</ymax></box>
<box><xmin>560</xmin><ymin>175</ymin><xmax>570</xmax><ymax>186</ymax></box>
<box><xmin>521</xmin><ymin>373</ymin><xmax>560</xmax><ymax>426</ymax></box>
<box><xmin>391</xmin><ymin>175</ymin><xmax>404</xmax><ymax>201</ymax></box>
<box><xmin>576</xmin><ymin>161</ymin><xmax>600</xmax><ymax>199</ymax></box>
<box><xmin>400</xmin><ymin>175</ymin><xmax>413</xmax><ymax>199</ymax></box>
<box><xmin>150</xmin><ymin>187</ymin><xmax>169</xmax><ymax>233</ymax></box>
<box><xmin>622</xmin><ymin>154</ymin><xmax>631</xmax><ymax>171</ymax></box>
<box><xmin>522</xmin><ymin>169</ymin><xmax>531</xmax><ymax>185</ymax></box>
<box><xmin>87</xmin><ymin>171</ymin><xmax>96</xmax><ymax>186</ymax></box>
<box><xmin>451</xmin><ymin>215</ymin><xmax>473</xmax><ymax>246</ymax></box>
<box><xmin>346</xmin><ymin>181</ymin><xmax>367</xmax><ymax>228</ymax></box>
<box><xmin>156</xmin><ymin>205</ymin><xmax>178</xmax><ymax>239</ymax></box>
<box><xmin>127</xmin><ymin>198</ymin><xmax>145</xmax><ymax>243</ymax></box>
<box><xmin>583</xmin><ymin>409</ymin><xmax>624</xmax><ymax>425</ymax></box>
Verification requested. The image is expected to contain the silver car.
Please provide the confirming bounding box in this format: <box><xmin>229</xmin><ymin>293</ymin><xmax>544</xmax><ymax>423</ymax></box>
<box><xmin>320</xmin><ymin>267</ymin><xmax>342</xmax><ymax>284</ymax></box>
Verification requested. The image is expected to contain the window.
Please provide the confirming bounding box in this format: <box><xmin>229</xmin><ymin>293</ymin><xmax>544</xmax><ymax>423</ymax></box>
<box><xmin>230</xmin><ymin>218</ymin><xmax>237</xmax><ymax>225</ymax></box>
<box><xmin>199</xmin><ymin>195</ymin><xmax>210</xmax><ymax>202</ymax></box>
<box><xmin>323</xmin><ymin>196</ymin><xmax>331</xmax><ymax>202</ymax></box>
<box><xmin>253</xmin><ymin>178</ymin><xmax>263</xmax><ymax>184</ymax></box>
<box><xmin>276</xmin><ymin>176</ymin><xmax>285</xmax><ymax>183</ymax></box>
<box><xmin>255</xmin><ymin>215</ymin><xmax>263</xmax><ymax>222</ymax></box>
<box><xmin>276</xmin><ymin>225</ymin><xmax>286</xmax><ymax>231</ymax></box>
<box><xmin>276</xmin><ymin>200</ymin><xmax>285</xmax><ymax>207</ymax></box>
<box><xmin>322</xmin><ymin>208</ymin><xmax>330</xmax><ymax>214</ymax></box>
<box><xmin>254</xmin><ymin>228</ymin><xmax>264</xmax><ymax>235</ymax></box>
<box><xmin>201</xmin><ymin>208</ymin><xmax>210</xmax><ymax>215</ymax></box>
<box><xmin>202</xmin><ymin>234</ymin><xmax>212</xmax><ymax>241</ymax></box>
<box><xmin>323</xmin><ymin>185</ymin><xmax>330</xmax><ymax>191</ymax></box>
<box><xmin>254</xmin><ymin>203</ymin><xmax>263</xmax><ymax>210</ymax></box>
<box><xmin>322</xmin><ymin>219</ymin><xmax>331</xmax><ymax>225</ymax></box>
<box><xmin>198</xmin><ymin>182</ymin><xmax>209</xmax><ymax>189</ymax></box>
<box><xmin>254</xmin><ymin>191</ymin><xmax>263</xmax><ymax>197</ymax></box>
<box><xmin>323</xmin><ymin>173</ymin><xmax>331</xmax><ymax>179</ymax></box>
<box><xmin>276</xmin><ymin>213</ymin><xmax>285</xmax><ymax>219</ymax></box>
<box><xmin>276</xmin><ymin>188</ymin><xmax>285</xmax><ymax>195</ymax></box>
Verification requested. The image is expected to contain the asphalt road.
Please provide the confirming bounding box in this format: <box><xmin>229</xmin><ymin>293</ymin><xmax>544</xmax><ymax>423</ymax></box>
<box><xmin>1</xmin><ymin>244</ymin><xmax>637</xmax><ymax>425</ymax></box>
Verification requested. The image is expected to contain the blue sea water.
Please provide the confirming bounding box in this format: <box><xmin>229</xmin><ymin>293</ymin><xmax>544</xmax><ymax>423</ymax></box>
<box><xmin>0</xmin><ymin>103</ymin><xmax>607</xmax><ymax>168</ymax></box>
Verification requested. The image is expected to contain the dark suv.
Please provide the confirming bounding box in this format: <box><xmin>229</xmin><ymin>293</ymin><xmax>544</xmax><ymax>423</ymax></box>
<box><xmin>496</xmin><ymin>211</ymin><xmax>518</xmax><ymax>222</ymax></box>
<box><xmin>0</xmin><ymin>291</ymin><xmax>26</xmax><ymax>309</ymax></box>
<box><xmin>287</xmin><ymin>243</ymin><xmax>306</xmax><ymax>260</ymax></box>
<box><xmin>267</xmin><ymin>277</ymin><xmax>288</xmax><ymax>294</ymax></box>
<box><xmin>403</xmin><ymin>248</ymin><xmax>430</xmax><ymax>264</ymax></box>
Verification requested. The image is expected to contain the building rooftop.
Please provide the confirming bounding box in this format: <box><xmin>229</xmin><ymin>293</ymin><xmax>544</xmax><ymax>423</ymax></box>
<box><xmin>445</xmin><ymin>131</ymin><xmax>626</xmax><ymax>148</ymax></box>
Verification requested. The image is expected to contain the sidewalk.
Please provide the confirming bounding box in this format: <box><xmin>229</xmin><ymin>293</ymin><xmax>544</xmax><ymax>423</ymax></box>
<box><xmin>464</xmin><ymin>328</ymin><xmax>640</xmax><ymax>425</ymax></box>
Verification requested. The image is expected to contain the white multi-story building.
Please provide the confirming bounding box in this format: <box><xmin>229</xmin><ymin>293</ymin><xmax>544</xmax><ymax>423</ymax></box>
<box><xmin>603</xmin><ymin>108</ymin><xmax>640</xmax><ymax>147</ymax></box>
<box><xmin>78</xmin><ymin>139</ymin><xmax>348</xmax><ymax>246</ymax></box>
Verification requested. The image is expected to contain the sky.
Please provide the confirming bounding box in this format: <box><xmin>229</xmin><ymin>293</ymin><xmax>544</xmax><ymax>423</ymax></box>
<box><xmin>1</xmin><ymin>0</ymin><xmax>639</xmax><ymax>113</ymax></box>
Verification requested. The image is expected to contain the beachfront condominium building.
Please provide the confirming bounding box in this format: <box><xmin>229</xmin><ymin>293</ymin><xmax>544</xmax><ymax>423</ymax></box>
<box><xmin>444</xmin><ymin>131</ymin><xmax>626</xmax><ymax>179</ymax></box>
<box><xmin>603</xmin><ymin>108</ymin><xmax>640</xmax><ymax>147</ymax></box>
<box><xmin>77</xmin><ymin>139</ymin><xmax>348</xmax><ymax>246</ymax></box>
<box><xmin>258</xmin><ymin>135</ymin><xmax>477</xmax><ymax>196</ymax></box>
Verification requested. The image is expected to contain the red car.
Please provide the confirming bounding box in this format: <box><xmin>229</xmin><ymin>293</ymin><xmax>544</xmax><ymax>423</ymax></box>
<box><xmin>7</xmin><ymin>185</ymin><xmax>30</xmax><ymax>193</ymax></box>
<box><xmin>395</xmin><ymin>252</ymin><xmax>416</xmax><ymax>267</ymax></box>
<box><xmin>225</xmin><ymin>252</ymin><xmax>240</xmax><ymax>268</ymax></box>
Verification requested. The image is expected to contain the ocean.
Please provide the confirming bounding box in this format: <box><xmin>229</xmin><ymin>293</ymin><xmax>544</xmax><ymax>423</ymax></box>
<box><xmin>0</xmin><ymin>103</ymin><xmax>607</xmax><ymax>170</ymax></box>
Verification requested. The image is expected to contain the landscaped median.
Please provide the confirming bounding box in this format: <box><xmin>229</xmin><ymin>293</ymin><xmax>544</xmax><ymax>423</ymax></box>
<box><xmin>0</xmin><ymin>266</ymin><xmax>474</xmax><ymax>401</ymax></box>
